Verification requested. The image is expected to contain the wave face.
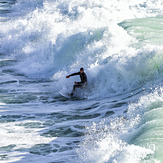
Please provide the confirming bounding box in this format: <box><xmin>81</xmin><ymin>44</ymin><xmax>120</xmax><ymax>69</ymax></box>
<box><xmin>0</xmin><ymin>0</ymin><xmax>163</xmax><ymax>162</ymax></box>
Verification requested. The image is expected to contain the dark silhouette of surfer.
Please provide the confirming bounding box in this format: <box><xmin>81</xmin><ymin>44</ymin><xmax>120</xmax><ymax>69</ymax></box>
<box><xmin>66</xmin><ymin>67</ymin><xmax>87</xmax><ymax>96</ymax></box>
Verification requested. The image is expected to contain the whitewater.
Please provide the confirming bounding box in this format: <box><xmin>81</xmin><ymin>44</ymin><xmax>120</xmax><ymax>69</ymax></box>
<box><xmin>1</xmin><ymin>0</ymin><xmax>163</xmax><ymax>162</ymax></box>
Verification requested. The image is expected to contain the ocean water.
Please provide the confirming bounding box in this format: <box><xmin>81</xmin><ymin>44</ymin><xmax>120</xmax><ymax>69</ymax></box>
<box><xmin>0</xmin><ymin>0</ymin><xmax>163</xmax><ymax>162</ymax></box>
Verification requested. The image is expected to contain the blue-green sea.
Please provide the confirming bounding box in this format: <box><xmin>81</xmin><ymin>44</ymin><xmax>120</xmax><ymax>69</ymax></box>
<box><xmin>0</xmin><ymin>0</ymin><xmax>163</xmax><ymax>162</ymax></box>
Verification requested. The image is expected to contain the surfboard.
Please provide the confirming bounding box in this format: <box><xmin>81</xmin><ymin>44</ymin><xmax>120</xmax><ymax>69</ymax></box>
<box><xmin>59</xmin><ymin>91</ymin><xmax>72</xmax><ymax>99</ymax></box>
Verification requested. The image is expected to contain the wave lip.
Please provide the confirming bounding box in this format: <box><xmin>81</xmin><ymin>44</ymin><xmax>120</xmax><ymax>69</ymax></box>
<box><xmin>76</xmin><ymin>87</ymin><xmax>163</xmax><ymax>163</ymax></box>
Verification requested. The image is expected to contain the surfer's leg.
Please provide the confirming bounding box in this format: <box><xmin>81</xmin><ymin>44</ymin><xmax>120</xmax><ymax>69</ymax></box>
<box><xmin>74</xmin><ymin>84</ymin><xmax>83</xmax><ymax>90</ymax></box>
<box><xmin>71</xmin><ymin>84</ymin><xmax>83</xmax><ymax>96</ymax></box>
<box><xmin>70</xmin><ymin>85</ymin><xmax>77</xmax><ymax>96</ymax></box>
<box><xmin>71</xmin><ymin>84</ymin><xmax>78</xmax><ymax>95</ymax></box>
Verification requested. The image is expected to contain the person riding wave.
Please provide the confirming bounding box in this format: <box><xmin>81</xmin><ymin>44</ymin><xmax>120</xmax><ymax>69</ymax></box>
<box><xmin>66</xmin><ymin>67</ymin><xmax>87</xmax><ymax>96</ymax></box>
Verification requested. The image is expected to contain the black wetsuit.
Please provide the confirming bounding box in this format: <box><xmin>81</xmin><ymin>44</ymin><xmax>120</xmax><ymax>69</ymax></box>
<box><xmin>69</xmin><ymin>72</ymin><xmax>87</xmax><ymax>93</ymax></box>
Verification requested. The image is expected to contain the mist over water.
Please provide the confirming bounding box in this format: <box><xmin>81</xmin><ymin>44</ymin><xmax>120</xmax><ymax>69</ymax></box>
<box><xmin>1</xmin><ymin>0</ymin><xmax>163</xmax><ymax>162</ymax></box>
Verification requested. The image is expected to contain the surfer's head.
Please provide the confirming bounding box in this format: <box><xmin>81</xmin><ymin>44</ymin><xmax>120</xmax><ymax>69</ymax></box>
<box><xmin>80</xmin><ymin>67</ymin><xmax>84</xmax><ymax>73</ymax></box>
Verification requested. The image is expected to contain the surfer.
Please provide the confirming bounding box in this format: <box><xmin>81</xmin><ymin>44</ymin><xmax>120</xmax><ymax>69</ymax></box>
<box><xmin>66</xmin><ymin>67</ymin><xmax>87</xmax><ymax>96</ymax></box>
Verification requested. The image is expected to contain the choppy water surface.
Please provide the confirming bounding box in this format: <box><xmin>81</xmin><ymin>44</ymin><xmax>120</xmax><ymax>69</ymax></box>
<box><xmin>1</xmin><ymin>0</ymin><xmax>163</xmax><ymax>162</ymax></box>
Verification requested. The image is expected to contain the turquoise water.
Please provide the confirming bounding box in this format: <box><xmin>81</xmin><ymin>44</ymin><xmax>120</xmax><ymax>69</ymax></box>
<box><xmin>1</xmin><ymin>0</ymin><xmax>163</xmax><ymax>162</ymax></box>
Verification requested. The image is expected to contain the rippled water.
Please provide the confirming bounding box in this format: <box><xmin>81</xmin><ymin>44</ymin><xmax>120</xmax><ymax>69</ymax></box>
<box><xmin>1</xmin><ymin>0</ymin><xmax>163</xmax><ymax>162</ymax></box>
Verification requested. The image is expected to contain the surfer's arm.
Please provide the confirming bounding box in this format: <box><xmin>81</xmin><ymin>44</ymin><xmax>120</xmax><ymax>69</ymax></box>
<box><xmin>66</xmin><ymin>72</ymin><xmax>80</xmax><ymax>78</ymax></box>
<box><xmin>69</xmin><ymin>72</ymin><xmax>80</xmax><ymax>76</ymax></box>
<box><xmin>77</xmin><ymin>81</ymin><xmax>85</xmax><ymax>84</ymax></box>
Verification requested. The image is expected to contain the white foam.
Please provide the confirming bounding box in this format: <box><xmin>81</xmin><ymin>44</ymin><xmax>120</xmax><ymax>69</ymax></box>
<box><xmin>1</xmin><ymin>0</ymin><xmax>162</xmax><ymax>99</ymax></box>
<box><xmin>76</xmin><ymin>86</ymin><xmax>163</xmax><ymax>162</ymax></box>
<box><xmin>1</xmin><ymin>2</ymin><xmax>163</xmax><ymax>161</ymax></box>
